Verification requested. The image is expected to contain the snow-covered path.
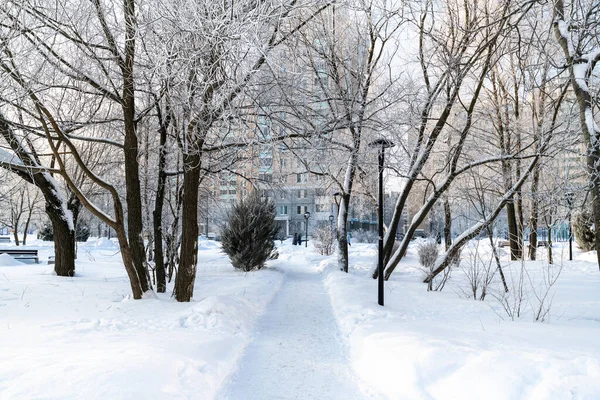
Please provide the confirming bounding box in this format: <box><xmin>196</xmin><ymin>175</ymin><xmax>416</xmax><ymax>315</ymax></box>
<box><xmin>216</xmin><ymin>261</ymin><xmax>368</xmax><ymax>400</ymax></box>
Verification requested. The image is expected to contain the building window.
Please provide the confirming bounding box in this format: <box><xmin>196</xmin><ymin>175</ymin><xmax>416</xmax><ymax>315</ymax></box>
<box><xmin>281</xmin><ymin>159</ymin><xmax>288</xmax><ymax>168</ymax></box>
<box><xmin>280</xmin><ymin>206</ymin><xmax>288</xmax><ymax>215</ymax></box>
<box><xmin>259</xmin><ymin>174</ymin><xmax>273</xmax><ymax>182</ymax></box>
<box><xmin>297</xmin><ymin>205</ymin><xmax>308</xmax><ymax>215</ymax></box>
<box><xmin>296</xmin><ymin>173</ymin><xmax>308</xmax><ymax>183</ymax></box>
<box><xmin>316</xmin><ymin>204</ymin><xmax>328</xmax><ymax>212</ymax></box>
<box><xmin>297</xmin><ymin>189</ymin><xmax>306</xmax><ymax>199</ymax></box>
<box><xmin>260</xmin><ymin>157</ymin><xmax>273</xmax><ymax>167</ymax></box>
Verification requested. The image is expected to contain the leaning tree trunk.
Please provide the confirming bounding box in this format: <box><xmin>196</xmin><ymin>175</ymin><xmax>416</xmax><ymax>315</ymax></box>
<box><xmin>425</xmin><ymin>154</ymin><xmax>541</xmax><ymax>283</ymax></box>
<box><xmin>46</xmin><ymin>203</ymin><xmax>76</xmax><ymax>276</ymax></box>
<box><xmin>487</xmin><ymin>227</ymin><xmax>509</xmax><ymax>292</ymax></box>
<box><xmin>0</xmin><ymin>112</ymin><xmax>76</xmax><ymax>276</ymax></box>
<box><xmin>175</xmin><ymin>154</ymin><xmax>201</xmax><ymax>302</ymax></box>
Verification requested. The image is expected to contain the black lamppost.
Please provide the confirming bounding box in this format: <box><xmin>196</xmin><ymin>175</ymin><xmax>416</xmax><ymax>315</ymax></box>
<box><xmin>565</xmin><ymin>192</ymin><xmax>574</xmax><ymax>261</ymax></box>
<box><xmin>329</xmin><ymin>214</ymin><xmax>335</xmax><ymax>241</ymax></box>
<box><xmin>333</xmin><ymin>192</ymin><xmax>341</xmax><ymax>214</ymax></box>
<box><xmin>304</xmin><ymin>211</ymin><xmax>311</xmax><ymax>248</ymax></box>
<box><xmin>368</xmin><ymin>138</ymin><xmax>395</xmax><ymax>306</ymax></box>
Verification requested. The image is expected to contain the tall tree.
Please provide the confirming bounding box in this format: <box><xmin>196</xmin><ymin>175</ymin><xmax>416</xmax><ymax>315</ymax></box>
<box><xmin>0</xmin><ymin>0</ymin><xmax>151</xmax><ymax>296</ymax></box>
<box><xmin>553</xmin><ymin>0</ymin><xmax>600</xmax><ymax>270</ymax></box>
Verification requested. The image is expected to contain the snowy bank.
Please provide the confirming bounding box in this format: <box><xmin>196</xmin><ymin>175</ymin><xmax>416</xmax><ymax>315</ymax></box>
<box><xmin>323</xmin><ymin>243</ymin><xmax>600</xmax><ymax>399</ymax></box>
<box><xmin>0</xmin><ymin>240</ymin><xmax>283</xmax><ymax>399</ymax></box>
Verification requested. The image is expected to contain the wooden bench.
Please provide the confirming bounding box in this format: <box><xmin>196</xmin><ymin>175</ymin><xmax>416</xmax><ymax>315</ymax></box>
<box><xmin>537</xmin><ymin>240</ymin><xmax>550</xmax><ymax>247</ymax></box>
<box><xmin>0</xmin><ymin>249</ymin><xmax>39</xmax><ymax>263</ymax></box>
<box><xmin>0</xmin><ymin>237</ymin><xmax>10</xmax><ymax>244</ymax></box>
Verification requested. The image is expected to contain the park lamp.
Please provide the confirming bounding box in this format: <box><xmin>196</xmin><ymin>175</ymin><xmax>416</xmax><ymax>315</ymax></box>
<box><xmin>333</xmin><ymin>192</ymin><xmax>341</xmax><ymax>208</ymax></box>
<box><xmin>368</xmin><ymin>138</ymin><xmax>395</xmax><ymax>307</ymax></box>
<box><xmin>565</xmin><ymin>192</ymin><xmax>574</xmax><ymax>209</ymax></box>
<box><xmin>565</xmin><ymin>191</ymin><xmax>574</xmax><ymax>261</ymax></box>
<box><xmin>304</xmin><ymin>211</ymin><xmax>311</xmax><ymax>248</ymax></box>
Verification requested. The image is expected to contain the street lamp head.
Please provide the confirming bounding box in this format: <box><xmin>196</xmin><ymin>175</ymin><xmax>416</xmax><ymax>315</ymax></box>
<box><xmin>368</xmin><ymin>138</ymin><xmax>395</xmax><ymax>149</ymax></box>
<box><xmin>304</xmin><ymin>211</ymin><xmax>311</xmax><ymax>220</ymax></box>
<box><xmin>333</xmin><ymin>192</ymin><xmax>341</xmax><ymax>207</ymax></box>
<box><xmin>329</xmin><ymin>214</ymin><xmax>334</xmax><ymax>222</ymax></box>
<box><xmin>565</xmin><ymin>191</ymin><xmax>574</xmax><ymax>208</ymax></box>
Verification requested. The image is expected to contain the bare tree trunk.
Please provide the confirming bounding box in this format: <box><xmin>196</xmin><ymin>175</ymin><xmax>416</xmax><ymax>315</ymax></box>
<box><xmin>506</xmin><ymin>201</ymin><xmax>520</xmax><ymax>260</ymax></box>
<box><xmin>153</xmin><ymin>103</ymin><xmax>169</xmax><ymax>293</ymax></box>
<box><xmin>121</xmin><ymin>0</ymin><xmax>150</xmax><ymax>293</ymax></box>
<box><xmin>553</xmin><ymin>0</ymin><xmax>600</xmax><ymax>270</ymax></box>
<box><xmin>175</xmin><ymin>154</ymin><xmax>201</xmax><ymax>302</ymax></box>
<box><xmin>115</xmin><ymin>227</ymin><xmax>144</xmax><ymax>299</ymax></box>
<box><xmin>336</xmin><ymin>192</ymin><xmax>350</xmax><ymax>273</ymax></box>
<box><xmin>12</xmin><ymin>227</ymin><xmax>19</xmax><ymax>246</ymax></box>
<box><xmin>487</xmin><ymin>227</ymin><xmax>509</xmax><ymax>292</ymax></box>
<box><xmin>166</xmin><ymin>181</ymin><xmax>183</xmax><ymax>283</ymax></box>
<box><xmin>0</xmin><ymin>114</ymin><xmax>76</xmax><ymax>274</ymax></box>
<box><xmin>528</xmin><ymin>158</ymin><xmax>540</xmax><ymax>259</ymax></box>
<box><xmin>547</xmin><ymin>225</ymin><xmax>553</xmax><ymax>265</ymax></box>
<box><xmin>49</xmin><ymin>210</ymin><xmax>76</xmax><ymax>276</ymax></box>
<box><xmin>443</xmin><ymin>198</ymin><xmax>452</xmax><ymax>251</ymax></box>
<box><xmin>22</xmin><ymin>210</ymin><xmax>32</xmax><ymax>246</ymax></box>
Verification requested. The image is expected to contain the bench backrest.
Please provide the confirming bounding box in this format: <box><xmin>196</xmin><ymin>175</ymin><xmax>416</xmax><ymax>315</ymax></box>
<box><xmin>0</xmin><ymin>249</ymin><xmax>38</xmax><ymax>254</ymax></box>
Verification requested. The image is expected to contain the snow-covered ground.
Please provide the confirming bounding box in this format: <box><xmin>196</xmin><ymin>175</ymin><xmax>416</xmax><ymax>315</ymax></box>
<box><xmin>322</xmin><ymin>241</ymin><xmax>600</xmax><ymax>400</ymax></box>
<box><xmin>0</xmin><ymin>237</ymin><xmax>284</xmax><ymax>399</ymax></box>
<box><xmin>1</xmin><ymin>236</ymin><xmax>599</xmax><ymax>399</ymax></box>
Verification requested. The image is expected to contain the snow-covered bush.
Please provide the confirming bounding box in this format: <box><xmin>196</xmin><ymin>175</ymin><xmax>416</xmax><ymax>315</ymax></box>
<box><xmin>417</xmin><ymin>241</ymin><xmax>439</xmax><ymax>290</ymax></box>
<box><xmin>352</xmin><ymin>229</ymin><xmax>377</xmax><ymax>243</ymax></box>
<box><xmin>460</xmin><ymin>241</ymin><xmax>495</xmax><ymax>300</ymax></box>
<box><xmin>418</xmin><ymin>241</ymin><xmax>439</xmax><ymax>270</ymax></box>
<box><xmin>572</xmin><ymin>209</ymin><xmax>594</xmax><ymax>251</ymax></box>
<box><xmin>492</xmin><ymin>260</ymin><xmax>561</xmax><ymax>322</ymax></box>
<box><xmin>220</xmin><ymin>193</ymin><xmax>279</xmax><ymax>272</ymax></box>
<box><xmin>313</xmin><ymin>223</ymin><xmax>335</xmax><ymax>255</ymax></box>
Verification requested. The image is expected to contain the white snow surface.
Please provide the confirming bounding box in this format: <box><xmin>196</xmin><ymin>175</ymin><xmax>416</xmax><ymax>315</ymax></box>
<box><xmin>0</xmin><ymin>253</ymin><xmax>24</xmax><ymax>266</ymax></box>
<box><xmin>323</xmin><ymin>242</ymin><xmax>600</xmax><ymax>400</ymax></box>
<box><xmin>216</xmin><ymin>249</ymin><xmax>372</xmax><ymax>399</ymax></box>
<box><xmin>0</xmin><ymin>237</ymin><xmax>283</xmax><ymax>399</ymax></box>
<box><xmin>1</xmin><ymin>237</ymin><xmax>600</xmax><ymax>399</ymax></box>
